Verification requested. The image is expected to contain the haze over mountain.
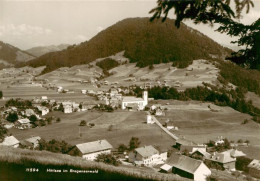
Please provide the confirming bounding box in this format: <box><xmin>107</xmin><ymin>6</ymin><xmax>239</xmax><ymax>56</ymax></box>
<box><xmin>24</xmin><ymin>18</ymin><xmax>232</xmax><ymax>74</ymax></box>
<box><xmin>0</xmin><ymin>41</ymin><xmax>35</xmax><ymax>69</ymax></box>
<box><xmin>26</xmin><ymin>44</ymin><xmax>70</xmax><ymax>57</ymax></box>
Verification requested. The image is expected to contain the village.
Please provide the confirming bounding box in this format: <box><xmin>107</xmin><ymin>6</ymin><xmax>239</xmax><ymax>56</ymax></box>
<box><xmin>0</xmin><ymin>77</ymin><xmax>260</xmax><ymax>181</ymax></box>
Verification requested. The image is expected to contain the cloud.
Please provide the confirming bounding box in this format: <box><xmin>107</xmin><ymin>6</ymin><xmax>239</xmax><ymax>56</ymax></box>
<box><xmin>0</xmin><ymin>24</ymin><xmax>52</xmax><ymax>37</ymax></box>
<box><xmin>75</xmin><ymin>34</ymin><xmax>87</xmax><ymax>41</ymax></box>
<box><xmin>97</xmin><ymin>26</ymin><xmax>104</xmax><ymax>33</ymax></box>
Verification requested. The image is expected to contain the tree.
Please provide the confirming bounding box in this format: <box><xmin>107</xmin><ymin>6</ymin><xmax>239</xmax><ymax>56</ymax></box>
<box><xmin>29</xmin><ymin>115</ymin><xmax>38</xmax><ymax>123</ymax></box>
<box><xmin>56</xmin><ymin>117</ymin><xmax>61</xmax><ymax>123</ymax></box>
<box><xmin>0</xmin><ymin>123</ymin><xmax>7</xmax><ymax>142</ymax></box>
<box><xmin>79</xmin><ymin>120</ymin><xmax>86</xmax><ymax>126</ymax></box>
<box><xmin>6</xmin><ymin>112</ymin><xmax>18</xmax><ymax>123</ymax></box>
<box><xmin>0</xmin><ymin>91</ymin><xmax>3</xmax><ymax>99</ymax></box>
<box><xmin>150</xmin><ymin>0</ymin><xmax>259</xmax><ymax>70</ymax></box>
<box><xmin>118</xmin><ymin>144</ymin><xmax>128</xmax><ymax>153</ymax></box>
<box><xmin>129</xmin><ymin>137</ymin><xmax>141</xmax><ymax>151</ymax></box>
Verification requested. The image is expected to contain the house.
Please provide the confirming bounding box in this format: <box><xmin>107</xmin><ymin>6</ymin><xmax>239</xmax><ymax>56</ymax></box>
<box><xmin>206</xmin><ymin>152</ymin><xmax>236</xmax><ymax>170</ymax></box>
<box><xmin>25</xmin><ymin>136</ymin><xmax>41</xmax><ymax>149</ymax></box>
<box><xmin>161</xmin><ymin>155</ymin><xmax>211</xmax><ymax>181</ymax></box>
<box><xmin>175</xmin><ymin>138</ymin><xmax>202</xmax><ymax>152</ymax></box>
<box><xmin>25</xmin><ymin>109</ymin><xmax>35</xmax><ymax>117</ymax></box>
<box><xmin>248</xmin><ymin>159</ymin><xmax>260</xmax><ymax>178</ymax></box>
<box><xmin>0</xmin><ymin>136</ymin><xmax>20</xmax><ymax>148</ymax></box>
<box><xmin>129</xmin><ymin>145</ymin><xmax>167</xmax><ymax>166</ymax></box>
<box><xmin>64</xmin><ymin>105</ymin><xmax>73</xmax><ymax>114</ymax></box>
<box><xmin>37</xmin><ymin>106</ymin><xmax>49</xmax><ymax>116</ymax></box>
<box><xmin>41</xmin><ymin>96</ymin><xmax>48</xmax><ymax>100</ymax></box>
<box><xmin>81</xmin><ymin>90</ymin><xmax>87</xmax><ymax>94</ymax></box>
<box><xmin>16</xmin><ymin>118</ymin><xmax>31</xmax><ymax>129</ymax></box>
<box><xmin>221</xmin><ymin>149</ymin><xmax>246</xmax><ymax>158</ymax></box>
<box><xmin>121</xmin><ymin>91</ymin><xmax>148</xmax><ymax>110</ymax></box>
<box><xmin>70</xmin><ymin>139</ymin><xmax>113</xmax><ymax>161</ymax></box>
<box><xmin>147</xmin><ymin>115</ymin><xmax>155</xmax><ymax>124</ymax></box>
<box><xmin>190</xmin><ymin>148</ymin><xmax>211</xmax><ymax>160</ymax></box>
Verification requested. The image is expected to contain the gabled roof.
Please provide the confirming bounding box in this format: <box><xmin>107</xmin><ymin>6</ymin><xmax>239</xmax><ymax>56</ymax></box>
<box><xmin>168</xmin><ymin>155</ymin><xmax>203</xmax><ymax>174</ymax></box>
<box><xmin>222</xmin><ymin>149</ymin><xmax>246</xmax><ymax>158</ymax></box>
<box><xmin>0</xmin><ymin>136</ymin><xmax>20</xmax><ymax>146</ymax></box>
<box><xmin>191</xmin><ymin>149</ymin><xmax>211</xmax><ymax>158</ymax></box>
<box><xmin>76</xmin><ymin>139</ymin><xmax>113</xmax><ymax>154</ymax></box>
<box><xmin>18</xmin><ymin>118</ymin><xmax>30</xmax><ymax>124</ymax></box>
<box><xmin>208</xmin><ymin>152</ymin><xmax>236</xmax><ymax>163</ymax></box>
<box><xmin>26</xmin><ymin>136</ymin><xmax>41</xmax><ymax>144</ymax></box>
<box><xmin>160</xmin><ymin>164</ymin><xmax>172</xmax><ymax>172</ymax></box>
<box><xmin>248</xmin><ymin>159</ymin><xmax>260</xmax><ymax>170</ymax></box>
<box><xmin>135</xmin><ymin>145</ymin><xmax>159</xmax><ymax>158</ymax></box>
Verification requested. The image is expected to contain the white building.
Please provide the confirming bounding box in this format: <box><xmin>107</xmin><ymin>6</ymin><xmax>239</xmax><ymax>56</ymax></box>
<box><xmin>41</xmin><ymin>96</ymin><xmax>48</xmax><ymax>100</ymax></box>
<box><xmin>64</xmin><ymin>105</ymin><xmax>73</xmax><ymax>114</ymax></box>
<box><xmin>37</xmin><ymin>106</ymin><xmax>49</xmax><ymax>116</ymax></box>
<box><xmin>16</xmin><ymin>118</ymin><xmax>31</xmax><ymax>129</ymax></box>
<box><xmin>129</xmin><ymin>145</ymin><xmax>167</xmax><ymax>166</ymax></box>
<box><xmin>121</xmin><ymin>91</ymin><xmax>148</xmax><ymax>110</ymax></box>
<box><xmin>0</xmin><ymin>136</ymin><xmax>20</xmax><ymax>148</ymax></box>
<box><xmin>147</xmin><ymin>115</ymin><xmax>155</xmax><ymax>124</ymax></box>
<box><xmin>81</xmin><ymin>90</ymin><xmax>87</xmax><ymax>94</ymax></box>
<box><xmin>72</xmin><ymin>140</ymin><xmax>113</xmax><ymax>161</ymax></box>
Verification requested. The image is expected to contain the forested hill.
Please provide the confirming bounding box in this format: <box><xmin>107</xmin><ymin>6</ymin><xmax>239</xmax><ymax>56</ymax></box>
<box><xmin>24</xmin><ymin>17</ymin><xmax>231</xmax><ymax>74</ymax></box>
<box><xmin>0</xmin><ymin>41</ymin><xmax>35</xmax><ymax>69</ymax></box>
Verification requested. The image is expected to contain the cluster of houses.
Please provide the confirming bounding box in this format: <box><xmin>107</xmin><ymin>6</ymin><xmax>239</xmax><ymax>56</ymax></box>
<box><xmin>0</xmin><ymin>135</ymin><xmax>41</xmax><ymax>149</ymax></box>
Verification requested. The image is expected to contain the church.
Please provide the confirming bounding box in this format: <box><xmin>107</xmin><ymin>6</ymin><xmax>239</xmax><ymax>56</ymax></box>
<box><xmin>121</xmin><ymin>91</ymin><xmax>148</xmax><ymax>110</ymax></box>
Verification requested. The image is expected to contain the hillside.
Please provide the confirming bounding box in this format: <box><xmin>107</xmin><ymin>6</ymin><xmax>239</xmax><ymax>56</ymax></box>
<box><xmin>0</xmin><ymin>146</ymin><xmax>186</xmax><ymax>181</ymax></box>
<box><xmin>25</xmin><ymin>18</ymin><xmax>231</xmax><ymax>74</ymax></box>
<box><xmin>26</xmin><ymin>44</ymin><xmax>70</xmax><ymax>57</ymax></box>
<box><xmin>0</xmin><ymin>41</ymin><xmax>35</xmax><ymax>69</ymax></box>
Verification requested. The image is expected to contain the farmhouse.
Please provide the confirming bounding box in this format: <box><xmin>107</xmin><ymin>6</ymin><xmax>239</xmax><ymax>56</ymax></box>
<box><xmin>222</xmin><ymin>149</ymin><xmax>246</xmax><ymax>158</ymax></box>
<box><xmin>0</xmin><ymin>136</ymin><xmax>20</xmax><ymax>148</ymax></box>
<box><xmin>37</xmin><ymin>106</ymin><xmax>49</xmax><ymax>116</ymax></box>
<box><xmin>146</xmin><ymin>115</ymin><xmax>155</xmax><ymax>124</ymax></box>
<box><xmin>121</xmin><ymin>91</ymin><xmax>148</xmax><ymax>110</ymax></box>
<box><xmin>25</xmin><ymin>136</ymin><xmax>41</xmax><ymax>149</ymax></box>
<box><xmin>71</xmin><ymin>140</ymin><xmax>113</xmax><ymax>161</ymax></box>
<box><xmin>25</xmin><ymin>109</ymin><xmax>35</xmax><ymax>117</ymax></box>
<box><xmin>41</xmin><ymin>96</ymin><xmax>48</xmax><ymax>100</ymax></box>
<box><xmin>161</xmin><ymin>155</ymin><xmax>211</xmax><ymax>181</ymax></box>
<box><xmin>129</xmin><ymin>145</ymin><xmax>167</xmax><ymax>166</ymax></box>
<box><xmin>64</xmin><ymin>105</ymin><xmax>73</xmax><ymax>114</ymax></box>
<box><xmin>248</xmin><ymin>159</ymin><xmax>260</xmax><ymax>178</ymax></box>
<box><xmin>190</xmin><ymin>148</ymin><xmax>211</xmax><ymax>160</ymax></box>
<box><xmin>206</xmin><ymin>152</ymin><xmax>236</xmax><ymax>170</ymax></box>
<box><xmin>174</xmin><ymin>138</ymin><xmax>204</xmax><ymax>152</ymax></box>
<box><xmin>16</xmin><ymin>118</ymin><xmax>31</xmax><ymax>129</ymax></box>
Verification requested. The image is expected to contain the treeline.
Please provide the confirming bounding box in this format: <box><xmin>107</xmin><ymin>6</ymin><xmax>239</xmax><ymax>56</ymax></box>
<box><xmin>133</xmin><ymin>85</ymin><xmax>260</xmax><ymax>123</ymax></box>
<box><xmin>5</xmin><ymin>98</ymin><xmax>33</xmax><ymax>108</ymax></box>
<box><xmin>25</xmin><ymin>18</ymin><xmax>229</xmax><ymax>73</ymax></box>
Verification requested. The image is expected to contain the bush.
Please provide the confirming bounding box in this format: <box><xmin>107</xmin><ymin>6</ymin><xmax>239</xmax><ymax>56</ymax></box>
<box><xmin>129</xmin><ymin>137</ymin><xmax>140</xmax><ymax>151</ymax></box>
<box><xmin>95</xmin><ymin>153</ymin><xmax>121</xmax><ymax>166</ymax></box>
<box><xmin>118</xmin><ymin>144</ymin><xmax>128</xmax><ymax>153</ymax></box>
<box><xmin>56</xmin><ymin>118</ymin><xmax>61</xmax><ymax>123</ymax></box>
<box><xmin>79</xmin><ymin>120</ymin><xmax>86</xmax><ymax>126</ymax></box>
<box><xmin>6</xmin><ymin>112</ymin><xmax>18</xmax><ymax>123</ymax></box>
<box><xmin>236</xmin><ymin>156</ymin><xmax>253</xmax><ymax>172</ymax></box>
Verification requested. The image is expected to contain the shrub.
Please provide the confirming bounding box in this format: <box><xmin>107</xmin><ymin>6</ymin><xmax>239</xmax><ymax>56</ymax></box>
<box><xmin>79</xmin><ymin>120</ymin><xmax>86</xmax><ymax>126</ymax></box>
<box><xmin>6</xmin><ymin>112</ymin><xmax>18</xmax><ymax>123</ymax></box>
<box><xmin>118</xmin><ymin>144</ymin><xmax>128</xmax><ymax>153</ymax></box>
<box><xmin>129</xmin><ymin>137</ymin><xmax>140</xmax><ymax>151</ymax></box>
<box><xmin>95</xmin><ymin>153</ymin><xmax>121</xmax><ymax>166</ymax></box>
<box><xmin>56</xmin><ymin>118</ymin><xmax>61</xmax><ymax>123</ymax></box>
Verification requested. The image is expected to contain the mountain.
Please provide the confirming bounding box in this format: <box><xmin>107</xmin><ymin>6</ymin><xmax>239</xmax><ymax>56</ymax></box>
<box><xmin>0</xmin><ymin>41</ymin><xmax>35</xmax><ymax>69</ymax></box>
<box><xmin>26</xmin><ymin>44</ymin><xmax>70</xmax><ymax>57</ymax></box>
<box><xmin>25</xmin><ymin>18</ymin><xmax>232</xmax><ymax>74</ymax></box>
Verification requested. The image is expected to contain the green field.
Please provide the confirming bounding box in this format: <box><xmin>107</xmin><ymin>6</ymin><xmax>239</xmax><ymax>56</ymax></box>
<box><xmin>10</xmin><ymin>110</ymin><xmax>174</xmax><ymax>152</ymax></box>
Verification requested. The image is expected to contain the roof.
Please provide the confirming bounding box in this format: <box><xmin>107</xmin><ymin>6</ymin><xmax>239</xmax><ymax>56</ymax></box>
<box><xmin>0</xmin><ymin>136</ymin><xmax>20</xmax><ymax>146</ymax></box>
<box><xmin>222</xmin><ymin>149</ymin><xmax>246</xmax><ymax>157</ymax></box>
<box><xmin>160</xmin><ymin>164</ymin><xmax>173</xmax><ymax>172</ymax></box>
<box><xmin>191</xmin><ymin>149</ymin><xmax>211</xmax><ymax>158</ymax></box>
<box><xmin>76</xmin><ymin>139</ymin><xmax>113</xmax><ymax>154</ymax></box>
<box><xmin>208</xmin><ymin>152</ymin><xmax>236</xmax><ymax>163</ymax></box>
<box><xmin>18</xmin><ymin>118</ymin><xmax>30</xmax><ymax>124</ymax></box>
<box><xmin>176</xmin><ymin>138</ymin><xmax>197</xmax><ymax>146</ymax></box>
<box><xmin>135</xmin><ymin>145</ymin><xmax>159</xmax><ymax>158</ymax></box>
<box><xmin>248</xmin><ymin>159</ymin><xmax>260</xmax><ymax>170</ymax></box>
<box><xmin>26</xmin><ymin>136</ymin><xmax>41</xmax><ymax>144</ymax></box>
<box><xmin>168</xmin><ymin>155</ymin><xmax>203</xmax><ymax>174</ymax></box>
<box><xmin>122</xmin><ymin>96</ymin><xmax>144</xmax><ymax>102</ymax></box>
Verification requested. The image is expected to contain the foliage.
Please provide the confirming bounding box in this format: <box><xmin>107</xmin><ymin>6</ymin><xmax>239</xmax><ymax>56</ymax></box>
<box><xmin>5</xmin><ymin>98</ymin><xmax>32</xmax><ymax>109</ymax></box>
<box><xmin>6</xmin><ymin>112</ymin><xmax>18</xmax><ymax>123</ymax></box>
<box><xmin>38</xmin><ymin>139</ymin><xmax>73</xmax><ymax>154</ymax></box>
<box><xmin>0</xmin><ymin>123</ymin><xmax>7</xmax><ymax>142</ymax></box>
<box><xmin>79</xmin><ymin>120</ymin><xmax>86</xmax><ymax>126</ymax></box>
<box><xmin>129</xmin><ymin>137</ymin><xmax>141</xmax><ymax>151</ymax></box>
<box><xmin>95</xmin><ymin>153</ymin><xmax>121</xmax><ymax>166</ymax></box>
<box><xmin>94</xmin><ymin>104</ymin><xmax>114</xmax><ymax>112</ymax></box>
<box><xmin>0</xmin><ymin>91</ymin><xmax>3</xmax><ymax>99</ymax></box>
<box><xmin>118</xmin><ymin>144</ymin><xmax>128</xmax><ymax>153</ymax></box>
<box><xmin>96</xmin><ymin>58</ymin><xmax>119</xmax><ymax>71</ymax></box>
<box><xmin>236</xmin><ymin>156</ymin><xmax>253</xmax><ymax>173</ymax></box>
<box><xmin>25</xmin><ymin>18</ymin><xmax>229</xmax><ymax>73</ymax></box>
<box><xmin>29</xmin><ymin>115</ymin><xmax>38</xmax><ymax>123</ymax></box>
<box><xmin>206</xmin><ymin>175</ymin><xmax>218</xmax><ymax>181</ymax></box>
<box><xmin>150</xmin><ymin>0</ymin><xmax>258</xmax><ymax>70</ymax></box>
<box><xmin>56</xmin><ymin>118</ymin><xmax>61</xmax><ymax>123</ymax></box>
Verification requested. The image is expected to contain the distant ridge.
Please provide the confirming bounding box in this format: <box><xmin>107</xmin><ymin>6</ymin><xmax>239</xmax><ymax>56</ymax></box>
<box><xmin>26</xmin><ymin>44</ymin><xmax>70</xmax><ymax>57</ymax></box>
<box><xmin>24</xmin><ymin>18</ymin><xmax>231</xmax><ymax>74</ymax></box>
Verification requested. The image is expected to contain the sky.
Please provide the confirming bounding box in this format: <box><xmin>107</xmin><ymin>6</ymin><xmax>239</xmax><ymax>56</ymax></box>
<box><xmin>0</xmin><ymin>0</ymin><xmax>259</xmax><ymax>50</ymax></box>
